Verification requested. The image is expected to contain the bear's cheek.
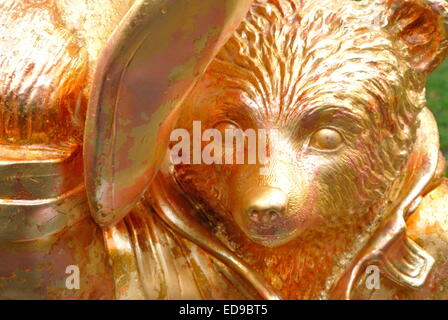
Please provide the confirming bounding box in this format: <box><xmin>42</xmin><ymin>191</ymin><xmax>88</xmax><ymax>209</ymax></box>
<box><xmin>306</xmin><ymin>148</ymin><xmax>377</xmax><ymax>217</ymax></box>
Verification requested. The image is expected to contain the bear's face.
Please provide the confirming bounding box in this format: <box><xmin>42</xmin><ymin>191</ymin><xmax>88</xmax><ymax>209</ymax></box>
<box><xmin>170</xmin><ymin>0</ymin><xmax>446</xmax><ymax>249</ymax></box>
<box><xmin>172</xmin><ymin>75</ymin><xmax>407</xmax><ymax>248</ymax></box>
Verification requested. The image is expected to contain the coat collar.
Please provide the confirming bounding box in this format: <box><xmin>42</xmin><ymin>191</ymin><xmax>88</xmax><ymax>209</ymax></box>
<box><xmin>330</xmin><ymin>107</ymin><xmax>443</xmax><ymax>299</ymax></box>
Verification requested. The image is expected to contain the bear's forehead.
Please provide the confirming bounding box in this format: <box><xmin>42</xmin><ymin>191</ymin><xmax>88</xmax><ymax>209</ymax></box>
<box><xmin>205</xmin><ymin>46</ymin><xmax>400</xmax><ymax>124</ymax></box>
<box><xmin>197</xmin><ymin>84</ymin><xmax>373</xmax><ymax>130</ymax></box>
<box><xmin>248</xmin><ymin>0</ymin><xmax>386</xmax><ymax>32</ymax></box>
<box><xmin>199</xmin><ymin>0</ymin><xmax>405</xmax><ymax>123</ymax></box>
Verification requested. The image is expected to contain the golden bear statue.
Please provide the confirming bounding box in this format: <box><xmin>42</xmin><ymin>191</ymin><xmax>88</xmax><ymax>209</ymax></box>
<box><xmin>1</xmin><ymin>0</ymin><xmax>448</xmax><ymax>300</ymax></box>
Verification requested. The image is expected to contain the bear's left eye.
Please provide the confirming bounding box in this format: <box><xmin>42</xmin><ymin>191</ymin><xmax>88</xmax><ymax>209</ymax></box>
<box><xmin>309</xmin><ymin>128</ymin><xmax>344</xmax><ymax>151</ymax></box>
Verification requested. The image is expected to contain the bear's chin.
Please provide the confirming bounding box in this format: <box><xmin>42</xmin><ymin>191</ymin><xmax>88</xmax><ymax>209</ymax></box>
<box><xmin>237</xmin><ymin>226</ymin><xmax>301</xmax><ymax>248</ymax></box>
<box><xmin>245</xmin><ymin>234</ymin><xmax>297</xmax><ymax>248</ymax></box>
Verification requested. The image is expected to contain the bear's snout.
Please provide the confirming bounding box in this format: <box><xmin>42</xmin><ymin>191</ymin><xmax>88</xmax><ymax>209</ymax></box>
<box><xmin>233</xmin><ymin>186</ymin><xmax>295</xmax><ymax>246</ymax></box>
<box><xmin>245</xmin><ymin>187</ymin><xmax>288</xmax><ymax>225</ymax></box>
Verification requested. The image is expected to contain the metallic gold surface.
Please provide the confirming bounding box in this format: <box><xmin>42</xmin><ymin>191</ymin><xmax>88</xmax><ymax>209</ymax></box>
<box><xmin>2</xmin><ymin>0</ymin><xmax>448</xmax><ymax>300</ymax></box>
<box><xmin>84</xmin><ymin>0</ymin><xmax>254</xmax><ymax>228</ymax></box>
<box><xmin>0</xmin><ymin>0</ymin><xmax>252</xmax><ymax>299</ymax></box>
<box><xmin>0</xmin><ymin>0</ymin><xmax>130</xmax><ymax>299</ymax></box>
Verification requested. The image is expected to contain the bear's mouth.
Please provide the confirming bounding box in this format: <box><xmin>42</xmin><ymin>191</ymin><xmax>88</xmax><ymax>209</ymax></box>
<box><xmin>245</xmin><ymin>230</ymin><xmax>297</xmax><ymax>248</ymax></box>
<box><xmin>240</xmin><ymin>208</ymin><xmax>324</xmax><ymax>248</ymax></box>
<box><xmin>243</xmin><ymin>216</ymin><xmax>302</xmax><ymax>247</ymax></box>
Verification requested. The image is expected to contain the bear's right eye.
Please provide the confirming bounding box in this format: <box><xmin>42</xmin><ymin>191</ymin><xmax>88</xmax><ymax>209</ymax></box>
<box><xmin>309</xmin><ymin>128</ymin><xmax>344</xmax><ymax>151</ymax></box>
<box><xmin>213</xmin><ymin>120</ymin><xmax>240</xmax><ymax>132</ymax></box>
<box><xmin>213</xmin><ymin>120</ymin><xmax>242</xmax><ymax>151</ymax></box>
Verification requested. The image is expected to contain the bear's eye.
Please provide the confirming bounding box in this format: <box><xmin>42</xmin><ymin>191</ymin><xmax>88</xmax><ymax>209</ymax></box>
<box><xmin>310</xmin><ymin>128</ymin><xmax>344</xmax><ymax>151</ymax></box>
<box><xmin>213</xmin><ymin>121</ymin><xmax>241</xmax><ymax>155</ymax></box>
<box><xmin>213</xmin><ymin>120</ymin><xmax>240</xmax><ymax>132</ymax></box>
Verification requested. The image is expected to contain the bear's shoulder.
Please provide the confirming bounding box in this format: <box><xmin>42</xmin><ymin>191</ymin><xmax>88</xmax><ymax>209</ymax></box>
<box><xmin>407</xmin><ymin>178</ymin><xmax>448</xmax><ymax>244</ymax></box>
<box><xmin>0</xmin><ymin>0</ymin><xmax>88</xmax><ymax>145</ymax></box>
<box><xmin>404</xmin><ymin>179</ymin><xmax>448</xmax><ymax>299</ymax></box>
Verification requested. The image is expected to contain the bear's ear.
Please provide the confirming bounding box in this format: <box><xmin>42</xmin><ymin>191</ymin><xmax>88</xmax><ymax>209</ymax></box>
<box><xmin>383</xmin><ymin>0</ymin><xmax>448</xmax><ymax>73</ymax></box>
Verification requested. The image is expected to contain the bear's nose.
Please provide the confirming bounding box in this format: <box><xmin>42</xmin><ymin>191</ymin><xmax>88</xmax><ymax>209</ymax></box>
<box><xmin>245</xmin><ymin>187</ymin><xmax>287</xmax><ymax>226</ymax></box>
